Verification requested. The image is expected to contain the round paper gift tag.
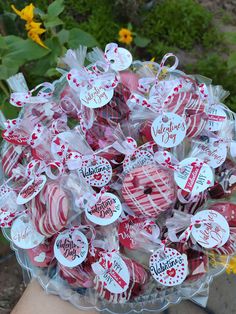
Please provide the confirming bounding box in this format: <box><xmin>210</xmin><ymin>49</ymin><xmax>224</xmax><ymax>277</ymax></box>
<box><xmin>151</xmin><ymin>113</ymin><xmax>186</xmax><ymax>148</ymax></box>
<box><xmin>17</xmin><ymin>175</ymin><xmax>46</xmax><ymax>205</ymax></box>
<box><xmin>79</xmin><ymin>156</ymin><xmax>112</xmax><ymax>187</ymax></box>
<box><xmin>123</xmin><ymin>150</ymin><xmax>154</xmax><ymax>175</ymax></box>
<box><xmin>191</xmin><ymin>210</ymin><xmax>230</xmax><ymax>249</ymax></box>
<box><xmin>11</xmin><ymin>214</ymin><xmax>45</xmax><ymax>249</ymax></box>
<box><xmin>193</xmin><ymin>140</ymin><xmax>227</xmax><ymax>169</ymax></box>
<box><xmin>206</xmin><ymin>105</ymin><xmax>227</xmax><ymax>132</ymax></box>
<box><xmin>108</xmin><ymin>48</ymin><xmax>133</xmax><ymax>72</ymax></box>
<box><xmin>174</xmin><ymin>158</ymin><xmax>214</xmax><ymax>194</ymax></box>
<box><xmin>149</xmin><ymin>248</ymin><xmax>188</xmax><ymax>286</ymax></box>
<box><xmin>54</xmin><ymin>229</ymin><xmax>88</xmax><ymax>268</ymax></box>
<box><xmin>85</xmin><ymin>193</ymin><xmax>122</xmax><ymax>226</ymax></box>
<box><xmin>80</xmin><ymin>83</ymin><xmax>114</xmax><ymax>109</ymax></box>
<box><xmin>92</xmin><ymin>252</ymin><xmax>130</xmax><ymax>293</ymax></box>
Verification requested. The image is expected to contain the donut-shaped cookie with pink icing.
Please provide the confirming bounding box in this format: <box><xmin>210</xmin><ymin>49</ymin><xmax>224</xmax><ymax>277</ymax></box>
<box><xmin>122</xmin><ymin>164</ymin><xmax>176</xmax><ymax>217</ymax></box>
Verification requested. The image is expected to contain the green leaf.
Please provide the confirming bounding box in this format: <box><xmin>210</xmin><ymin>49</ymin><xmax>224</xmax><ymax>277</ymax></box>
<box><xmin>0</xmin><ymin>102</ymin><xmax>20</xmax><ymax>120</ymax></box>
<box><xmin>30</xmin><ymin>37</ymin><xmax>62</xmax><ymax>77</ymax></box>
<box><xmin>0</xmin><ymin>35</ymin><xmax>8</xmax><ymax>56</ymax></box>
<box><xmin>134</xmin><ymin>35</ymin><xmax>151</xmax><ymax>48</ymax></box>
<box><xmin>127</xmin><ymin>23</ymin><xmax>133</xmax><ymax>31</ymax></box>
<box><xmin>3</xmin><ymin>36</ymin><xmax>50</xmax><ymax>64</ymax></box>
<box><xmin>57</xmin><ymin>29</ymin><xmax>69</xmax><ymax>45</ymax></box>
<box><xmin>68</xmin><ymin>28</ymin><xmax>98</xmax><ymax>48</ymax></box>
<box><xmin>47</xmin><ymin>0</ymin><xmax>64</xmax><ymax>18</ymax></box>
<box><xmin>0</xmin><ymin>64</ymin><xmax>19</xmax><ymax>80</ymax></box>
<box><xmin>44</xmin><ymin>17</ymin><xmax>64</xmax><ymax>28</ymax></box>
<box><xmin>228</xmin><ymin>52</ymin><xmax>236</xmax><ymax>70</ymax></box>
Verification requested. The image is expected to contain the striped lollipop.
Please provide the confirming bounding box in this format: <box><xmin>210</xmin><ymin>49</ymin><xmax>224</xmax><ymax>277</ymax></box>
<box><xmin>30</xmin><ymin>181</ymin><xmax>69</xmax><ymax>237</ymax></box>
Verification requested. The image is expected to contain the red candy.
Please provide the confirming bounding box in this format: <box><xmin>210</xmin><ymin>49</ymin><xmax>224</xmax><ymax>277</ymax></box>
<box><xmin>122</xmin><ymin>164</ymin><xmax>176</xmax><ymax>217</ymax></box>
<box><xmin>59</xmin><ymin>262</ymin><xmax>94</xmax><ymax>288</ymax></box>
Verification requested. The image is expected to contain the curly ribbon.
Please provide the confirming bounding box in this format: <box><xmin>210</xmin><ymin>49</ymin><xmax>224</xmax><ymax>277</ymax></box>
<box><xmin>3</xmin><ymin>118</ymin><xmax>20</xmax><ymax>135</ymax></box>
<box><xmin>138</xmin><ymin>53</ymin><xmax>179</xmax><ymax>94</ymax></box>
<box><xmin>51</xmin><ymin>135</ymin><xmax>83</xmax><ymax>172</ymax></box>
<box><xmin>9</xmin><ymin>82</ymin><xmax>54</xmax><ymax>107</ymax></box>
<box><xmin>67</xmin><ymin>63</ymin><xmax>119</xmax><ymax>92</ymax></box>
<box><xmin>88</xmin><ymin>42</ymin><xmax>130</xmax><ymax>74</ymax></box>
<box><xmin>0</xmin><ymin>184</ymin><xmax>26</xmax><ymax>228</ymax></box>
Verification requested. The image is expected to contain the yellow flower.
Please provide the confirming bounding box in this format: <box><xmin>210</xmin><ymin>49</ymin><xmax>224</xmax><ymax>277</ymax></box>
<box><xmin>27</xmin><ymin>26</ymin><xmax>47</xmax><ymax>49</ymax></box>
<box><xmin>118</xmin><ymin>28</ymin><xmax>133</xmax><ymax>45</ymax></box>
<box><xmin>11</xmin><ymin>3</ymin><xmax>34</xmax><ymax>22</ymax></box>
<box><xmin>11</xmin><ymin>3</ymin><xmax>47</xmax><ymax>49</ymax></box>
<box><xmin>226</xmin><ymin>256</ymin><xmax>236</xmax><ymax>275</ymax></box>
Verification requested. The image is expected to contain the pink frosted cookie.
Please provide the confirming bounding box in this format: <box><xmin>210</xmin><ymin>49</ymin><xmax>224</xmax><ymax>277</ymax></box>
<box><xmin>27</xmin><ymin>237</ymin><xmax>55</xmax><ymax>267</ymax></box>
<box><xmin>58</xmin><ymin>262</ymin><xmax>95</xmax><ymax>288</ymax></box>
<box><xmin>30</xmin><ymin>181</ymin><xmax>69</xmax><ymax>237</ymax></box>
<box><xmin>122</xmin><ymin>164</ymin><xmax>176</xmax><ymax>217</ymax></box>
<box><xmin>94</xmin><ymin>257</ymin><xmax>149</xmax><ymax>303</ymax></box>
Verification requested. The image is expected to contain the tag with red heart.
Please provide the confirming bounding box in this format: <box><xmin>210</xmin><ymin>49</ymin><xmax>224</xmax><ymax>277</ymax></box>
<box><xmin>149</xmin><ymin>248</ymin><xmax>188</xmax><ymax>286</ymax></box>
<box><xmin>174</xmin><ymin>157</ymin><xmax>214</xmax><ymax>195</ymax></box>
<box><xmin>79</xmin><ymin>156</ymin><xmax>112</xmax><ymax>187</ymax></box>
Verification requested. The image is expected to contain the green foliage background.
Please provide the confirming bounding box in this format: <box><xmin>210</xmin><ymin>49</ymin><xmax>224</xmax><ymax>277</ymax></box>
<box><xmin>0</xmin><ymin>0</ymin><xmax>236</xmax><ymax>117</ymax></box>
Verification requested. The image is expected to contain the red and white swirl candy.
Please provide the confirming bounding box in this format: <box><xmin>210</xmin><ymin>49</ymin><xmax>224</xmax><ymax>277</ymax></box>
<box><xmin>30</xmin><ymin>181</ymin><xmax>69</xmax><ymax>237</ymax></box>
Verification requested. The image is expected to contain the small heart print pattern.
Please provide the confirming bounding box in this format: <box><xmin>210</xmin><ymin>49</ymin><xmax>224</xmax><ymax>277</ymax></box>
<box><xmin>79</xmin><ymin>156</ymin><xmax>112</xmax><ymax>187</ymax></box>
<box><xmin>149</xmin><ymin>248</ymin><xmax>188</xmax><ymax>287</ymax></box>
